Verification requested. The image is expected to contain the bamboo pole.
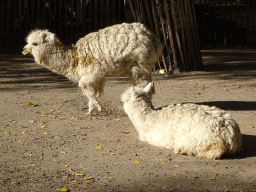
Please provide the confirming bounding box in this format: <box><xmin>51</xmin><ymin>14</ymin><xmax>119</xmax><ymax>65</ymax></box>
<box><xmin>155</xmin><ymin>0</ymin><xmax>171</xmax><ymax>72</ymax></box>
<box><xmin>170</xmin><ymin>0</ymin><xmax>185</xmax><ymax>70</ymax></box>
<box><xmin>176</xmin><ymin>0</ymin><xmax>189</xmax><ymax>71</ymax></box>
<box><xmin>128</xmin><ymin>0</ymin><xmax>138</xmax><ymax>22</ymax></box>
<box><xmin>163</xmin><ymin>0</ymin><xmax>179</xmax><ymax>71</ymax></box>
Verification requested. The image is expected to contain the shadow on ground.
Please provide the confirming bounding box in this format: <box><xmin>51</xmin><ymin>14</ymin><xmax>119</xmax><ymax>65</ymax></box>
<box><xmin>196</xmin><ymin>101</ymin><xmax>256</xmax><ymax>111</ymax></box>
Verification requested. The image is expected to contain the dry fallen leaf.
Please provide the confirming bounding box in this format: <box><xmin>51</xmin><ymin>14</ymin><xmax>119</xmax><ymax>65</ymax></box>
<box><xmin>84</xmin><ymin>177</ymin><xmax>93</xmax><ymax>180</ymax></box>
<box><xmin>60</xmin><ymin>188</ymin><xmax>68</xmax><ymax>192</ymax></box>
<box><xmin>43</xmin><ymin>132</ymin><xmax>48</xmax><ymax>135</ymax></box>
<box><xmin>157</xmin><ymin>159</ymin><xmax>164</xmax><ymax>161</ymax></box>
<box><xmin>172</xmin><ymin>164</ymin><xmax>179</xmax><ymax>167</ymax></box>
<box><xmin>134</xmin><ymin>160</ymin><xmax>140</xmax><ymax>164</ymax></box>
<box><xmin>209</xmin><ymin>176</ymin><xmax>216</xmax><ymax>180</ymax></box>
<box><xmin>114</xmin><ymin>118</ymin><xmax>120</xmax><ymax>122</ymax></box>
<box><xmin>159</xmin><ymin>69</ymin><xmax>165</xmax><ymax>74</ymax></box>
<box><xmin>120</xmin><ymin>130</ymin><xmax>130</xmax><ymax>134</ymax></box>
<box><xmin>95</xmin><ymin>147</ymin><xmax>103</xmax><ymax>150</ymax></box>
<box><xmin>190</xmin><ymin>80</ymin><xmax>194</xmax><ymax>82</ymax></box>
<box><xmin>27</xmin><ymin>101</ymin><xmax>38</xmax><ymax>107</ymax></box>
<box><xmin>246</xmin><ymin>125</ymin><xmax>255</xmax><ymax>129</ymax></box>
<box><xmin>22</xmin><ymin>51</ymin><xmax>30</xmax><ymax>55</ymax></box>
<box><xmin>25</xmin><ymin>165</ymin><xmax>36</xmax><ymax>168</ymax></box>
<box><xmin>107</xmin><ymin>177</ymin><xmax>115</xmax><ymax>179</ymax></box>
<box><xmin>40</xmin><ymin>125</ymin><xmax>45</xmax><ymax>128</ymax></box>
<box><xmin>61</xmin><ymin>151</ymin><xmax>67</xmax><ymax>154</ymax></box>
<box><xmin>25</xmin><ymin>153</ymin><xmax>33</xmax><ymax>157</ymax></box>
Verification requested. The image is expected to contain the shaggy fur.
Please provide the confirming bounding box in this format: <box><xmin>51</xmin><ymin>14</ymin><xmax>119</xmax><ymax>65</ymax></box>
<box><xmin>121</xmin><ymin>82</ymin><xmax>243</xmax><ymax>159</ymax></box>
<box><xmin>23</xmin><ymin>23</ymin><xmax>162</xmax><ymax>115</ymax></box>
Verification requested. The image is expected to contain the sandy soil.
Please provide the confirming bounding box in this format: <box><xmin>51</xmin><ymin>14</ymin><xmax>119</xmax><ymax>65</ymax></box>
<box><xmin>0</xmin><ymin>48</ymin><xmax>256</xmax><ymax>191</ymax></box>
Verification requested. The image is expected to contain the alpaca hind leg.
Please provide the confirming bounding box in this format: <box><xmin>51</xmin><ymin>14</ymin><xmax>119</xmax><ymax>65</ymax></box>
<box><xmin>81</xmin><ymin>84</ymin><xmax>102</xmax><ymax>115</ymax></box>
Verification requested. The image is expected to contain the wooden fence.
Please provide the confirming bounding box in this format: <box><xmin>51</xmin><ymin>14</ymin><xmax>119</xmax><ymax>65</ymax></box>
<box><xmin>1</xmin><ymin>0</ymin><xmax>256</xmax><ymax>72</ymax></box>
<box><xmin>128</xmin><ymin>0</ymin><xmax>203</xmax><ymax>73</ymax></box>
<box><xmin>0</xmin><ymin>0</ymin><xmax>130</xmax><ymax>46</ymax></box>
<box><xmin>195</xmin><ymin>0</ymin><xmax>256</xmax><ymax>47</ymax></box>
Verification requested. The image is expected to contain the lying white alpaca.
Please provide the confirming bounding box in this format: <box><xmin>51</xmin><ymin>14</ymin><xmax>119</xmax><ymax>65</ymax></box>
<box><xmin>23</xmin><ymin>23</ymin><xmax>162</xmax><ymax>115</ymax></box>
<box><xmin>122</xmin><ymin>82</ymin><xmax>243</xmax><ymax>159</ymax></box>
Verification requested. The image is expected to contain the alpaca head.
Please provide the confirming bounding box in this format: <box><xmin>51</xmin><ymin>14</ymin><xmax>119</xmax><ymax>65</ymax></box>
<box><xmin>23</xmin><ymin>29</ymin><xmax>62</xmax><ymax>61</ymax></box>
<box><xmin>121</xmin><ymin>82</ymin><xmax>155</xmax><ymax>103</ymax></box>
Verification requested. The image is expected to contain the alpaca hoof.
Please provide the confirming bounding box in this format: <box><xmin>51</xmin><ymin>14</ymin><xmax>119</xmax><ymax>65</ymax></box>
<box><xmin>86</xmin><ymin>112</ymin><xmax>92</xmax><ymax>115</ymax></box>
<box><xmin>97</xmin><ymin>106</ymin><xmax>102</xmax><ymax>112</ymax></box>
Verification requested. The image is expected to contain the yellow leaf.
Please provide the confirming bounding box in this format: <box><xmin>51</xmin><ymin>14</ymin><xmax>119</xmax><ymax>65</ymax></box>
<box><xmin>224</xmin><ymin>189</ymin><xmax>229</xmax><ymax>192</ymax></box>
<box><xmin>172</xmin><ymin>164</ymin><xmax>179</xmax><ymax>167</ymax></box>
<box><xmin>26</xmin><ymin>153</ymin><xmax>33</xmax><ymax>157</ymax></box>
<box><xmin>108</xmin><ymin>177</ymin><xmax>115</xmax><ymax>179</ymax></box>
<box><xmin>246</xmin><ymin>125</ymin><xmax>255</xmax><ymax>128</ymax></box>
<box><xmin>22</xmin><ymin>51</ymin><xmax>30</xmax><ymax>55</ymax></box>
<box><xmin>157</xmin><ymin>159</ymin><xmax>164</xmax><ymax>161</ymax></box>
<box><xmin>75</xmin><ymin>174</ymin><xmax>84</xmax><ymax>177</ymax></box>
<box><xmin>40</xmin><ymin>125</ymin><xmax>45</xmax><ymax>128</ymax></box>
<box><xmin>209</xmin><ymin>176</ymin><xmax>216</xmax><ymax>180</ymax></box>
<box><xmin>17</xmin><ymin>140</ymin><xmax>24</xmax><ymax>143</ymax></box>
<box><xmin>61</xmin><ymin>151</ymin><xmax>67</xmax><ymax>154</ymax></box>
<box><xmin>159</xmin><ymin>69</ymin><xmax>165</xmax><ymax>74</ymax></box>
<box><xmin>60</xmin><ymin>188</ymin><xmax>68</xmax><ymax>192</ymax></box>
<box><xmin>39</xmin><ymin>114</ymin><xmax>45</xmax><ymax>117</ymax></box>
<box><xmin>84</xmin><ymin>177</ymin><xmax>93</xmax><ymax>180</ymax></box>
<box><xmin>114</xmin><ymin>118</ymin><xmax>120</xmax><ymax>122</ymax></box>
<box><xmin>110</xmin><ymin>153</ymin><xmax>116</xmax><ymax>156</ymax></box>
<box><xmin>120</xmin><ymin>130</ymin><xmax>130</xmax><ymax>134</ymax></box>
<box><xmin>25</xmin><ymin>165</ymin><xmax>30</xmax><ymax>168</ymax></box>
<box><xmin>21</xmin><ymin>131</ymin><xmax>25</xmax><ymax>134</ymax></box>
<box><xmin>134</xmin><ymin>160</ymin><xmax>140</xmax><ymax>164</ymax></box>
<box><xmin>190</xmin><ymin>80</ymin><xmax>194</xmax><ymax>82</ymax></box>
<box><xmin>27</xmin><ymin>101</ymin><xmax>38</xmax><ymax>107</ymax></box>
<box><xmin>44</xmin><ymin>132</ymin><xmax>48</xmax><ymax>135</ymax></box>
<box><xmin>105</xmin><ymin>171</ymin><xmax>109</xmax><ymax>173</ymax></box>
<box><xmin>95</xmin><ymin>147</ymin><xmax>103</xmax><ymax>150</ymax></box>
<box><xmin>51</xmin><ymin>154</ymin><xmax>57</xmax><ymax>157</ymax></box>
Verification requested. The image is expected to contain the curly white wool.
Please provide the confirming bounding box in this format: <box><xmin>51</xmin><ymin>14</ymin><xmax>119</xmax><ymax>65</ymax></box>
<box><xmin>121</xmin><ymin>82</ymin><xmax>243</xmax><ymax>159</ymax></box>
<box><xmin>23</xmin><ymin>23</ymin><xmax>162</xmax><ymax>115</ymax></box>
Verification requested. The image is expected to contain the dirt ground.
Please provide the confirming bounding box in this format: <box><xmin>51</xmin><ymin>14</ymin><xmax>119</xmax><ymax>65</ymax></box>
<box><xmin>0</xmin><ymin>48</ymin><xmax>256</xmax><ymax>192</ymax></box>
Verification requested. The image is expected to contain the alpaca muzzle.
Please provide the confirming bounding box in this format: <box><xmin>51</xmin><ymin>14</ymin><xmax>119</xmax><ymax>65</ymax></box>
<box><xmin>22</xmin><ymin>46</ymin><xmax>31</xmax><ymax>55</ymax></box>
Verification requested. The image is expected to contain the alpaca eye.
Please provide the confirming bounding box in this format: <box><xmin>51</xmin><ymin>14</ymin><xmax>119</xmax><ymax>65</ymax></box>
<box><xmin>32</xmin><ymin>42</ymin><xmax>38</xmax><ymax>46</ymax></box>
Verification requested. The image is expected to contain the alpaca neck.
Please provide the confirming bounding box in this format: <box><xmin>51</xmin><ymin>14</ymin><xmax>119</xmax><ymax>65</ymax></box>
<box><xmin>126</xmin><ymin>97</ymin><xmax>154</xmax><ymax>123</ymax></box>
<box><xmin>38</xmin><ymin>44</ymin><xmax>76</xmax><ymax>80</ymax></box>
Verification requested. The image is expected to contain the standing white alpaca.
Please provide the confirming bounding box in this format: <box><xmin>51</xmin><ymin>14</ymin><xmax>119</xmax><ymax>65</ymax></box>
<box><xmin>121</xmin><ymin>82</ymin><xmax>243</xmax><ymax>159</ymax></box>
<box><xmin>23</xmin><ymin>23</ymin><xmax>162</xmax><ymax>115</ymax></box>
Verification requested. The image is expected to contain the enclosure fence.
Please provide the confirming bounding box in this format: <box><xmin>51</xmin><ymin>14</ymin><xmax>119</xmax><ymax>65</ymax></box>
<box><xmin>1</xmin><ymin>0</ymin><xmax>256</xmax><ymax>72</ymax></box>
<box><xmin>0</xmin><ymin>0</ymin><xmax>128</xmax><ymax>46</ymax></box>
<box><xmin>195</xmin><ymin>0</ymin><xmax>256</xmax><ymax>47</ymax></box>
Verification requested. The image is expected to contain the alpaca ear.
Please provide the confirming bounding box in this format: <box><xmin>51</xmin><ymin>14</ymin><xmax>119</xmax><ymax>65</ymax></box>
<box><xmin>143</xmin><ymin>82</ymin><xmax>154</xmax><ymax>93</ymax></box>
<box><xmin>130</xmin><ymin>87</ymin><xmax>135</xmax><ymax>98</ymax></box>
<box><xmin>43</xmin><ymin>34</ymin><xmax>56</xmax><ymax>44</ymax></box>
